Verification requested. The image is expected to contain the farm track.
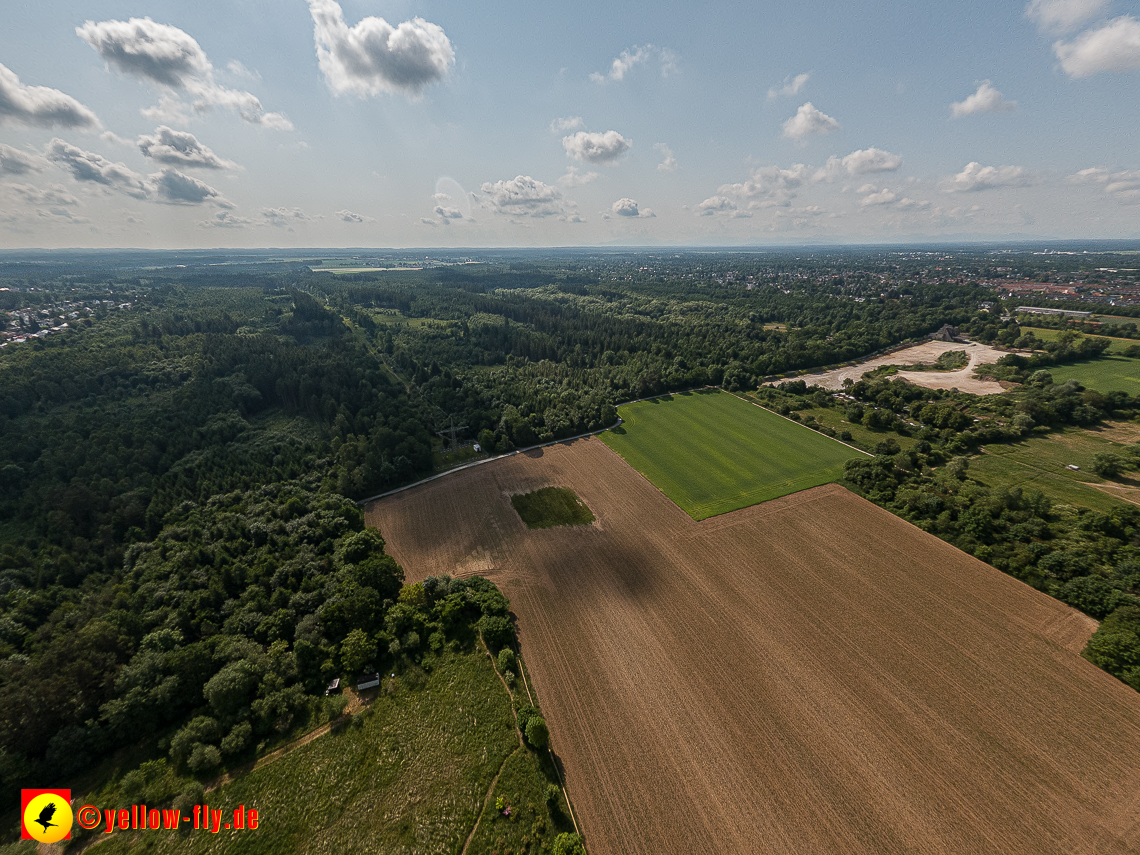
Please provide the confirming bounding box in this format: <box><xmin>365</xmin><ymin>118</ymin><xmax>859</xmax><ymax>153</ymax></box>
<box><xmin>365</xmin><ymin>437</ymin><xmax>1140</xmax><ymax>855</ymax></box>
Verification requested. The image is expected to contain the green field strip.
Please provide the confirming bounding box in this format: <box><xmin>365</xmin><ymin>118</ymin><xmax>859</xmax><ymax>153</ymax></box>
<box><xmin>602</xmin><ymin>389</ymin><xmax>866</xmax><ymax>520</ymax></box>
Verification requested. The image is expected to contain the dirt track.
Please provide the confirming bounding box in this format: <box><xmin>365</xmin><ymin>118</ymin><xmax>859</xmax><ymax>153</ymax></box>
<box><xmin>366</xmin><ymin>438</ymin><xmax>1140</xmax><ymax>855</ymax></box>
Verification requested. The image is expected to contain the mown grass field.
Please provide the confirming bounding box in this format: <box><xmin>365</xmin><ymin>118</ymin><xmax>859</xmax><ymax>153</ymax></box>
<box><xmin>1020</xmin><ymin>328</ymin><xmax>1140</xmax><ymax>394</ymax></box>
<box><xmin>72</xmin><ymin>650</ymin><xmax>570</xmax><ymax>855</ymax></box>
<box><xmin>601</xmin><ymin>389</ymin><xmax>866</xmax><ymax>519</ymax></box>
<box><xmin>1047</xmin><ymin>357</ymin><xmax>1140</xmax><ymax>396</ymax></box>
<box><xmin>969</xmin><ymin>423</ymin><xmax>1140</xmax><ymax>512</ymax></box>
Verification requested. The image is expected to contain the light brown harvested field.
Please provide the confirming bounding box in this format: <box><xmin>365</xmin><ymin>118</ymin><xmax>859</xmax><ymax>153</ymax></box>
<box><xmin>365</xmin><ymin>438</ymin><xmax>1140</xmax><ymax>855</ymax></box>
<box><xmin>784</xmin><ymin>339</ymin><xmax>1009</xmax><ymax>394</ymax></box>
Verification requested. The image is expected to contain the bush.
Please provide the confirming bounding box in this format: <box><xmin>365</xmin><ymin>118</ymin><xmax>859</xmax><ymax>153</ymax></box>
<box><xmin>1093</xmin><ymin>451</ymin><xmax>1127</xmax><ymax>478</ymax></box>
<box><xmin>479</xmin><ymin>615</ymin><xmax>515</xmax><ymax>650</ymax></box>
<box><xmin>221</xmin><ymin>721</ymin><xmax>252</xmax><ymax>756</ymax></box>
<box><xmin>497</xmin><ymin>648</ymin><xmax>517</xmax><ymax>673</ymax></box>
<box><xmin>525</xmin><ymin>716</ymin><xmax>549</xmax><ymax>750</ymax></box>
<box><xmin>187</xmin><ymin>743</ymin><xmax>221</xmax><ymax>773</ymax></box>
<box><xmin>553</xmin><ymin>832</ymin><xmax>587</xmax><ymax>855</ymax></box>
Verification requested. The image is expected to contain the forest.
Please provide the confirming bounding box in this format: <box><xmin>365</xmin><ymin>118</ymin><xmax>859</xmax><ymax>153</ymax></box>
<box><xmin>2</xmin><ymin>246</ymin><xmax>1140</xmax><ymax>817</ymax></box>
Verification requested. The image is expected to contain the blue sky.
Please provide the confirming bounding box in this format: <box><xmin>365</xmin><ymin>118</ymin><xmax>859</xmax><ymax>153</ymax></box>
<box><xmin>1</xmin><ymin>0</ymin><xmax>1138</xmax><ymax>247</ymax></box>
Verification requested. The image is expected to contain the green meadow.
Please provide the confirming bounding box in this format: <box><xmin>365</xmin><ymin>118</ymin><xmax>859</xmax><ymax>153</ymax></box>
<box><xmin>602</xmin><ymin>389</ymin><xmax>866</xmax><ymax>520</ymax></box>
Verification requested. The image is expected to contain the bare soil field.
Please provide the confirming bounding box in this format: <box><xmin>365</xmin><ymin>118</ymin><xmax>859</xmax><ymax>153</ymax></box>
<box><xmin>786</xmin><ymin>339</ymin><xmax>1009</xmax><ymax>394</ymax></box>
<box><xmin>366</xmin><ymin>438</ymin><xmax>1140</xmax><ymax>855</ymax></box>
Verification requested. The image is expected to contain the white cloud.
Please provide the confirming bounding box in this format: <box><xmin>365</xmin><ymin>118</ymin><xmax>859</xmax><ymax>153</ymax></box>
<box><xmin>45</xmin><ymin>138</ymin><xmax>232</xmax><ymax>206</ymax></box>
<box><xmin>46</xmin><ymin>138</ymin><xmax>150</xmax><ymax>198</ymax></box>
<box><xmin>261</xmin><ymin>206</ymin><xmax>316</xmax><ymax>226</ymax></box>
<box><xmin>5</xmin><ymin>183</ymin><xmax>79</xmax><ymax>207</ymax></box>
<box><xmin>1067</xmin><ymin>166</ymin><xmax>1140</xmax><ymax>201</ymax></box>
<box><xmin>480</xmin><ymin>175</ymin><xmax>564</xmax><ymax>218</ymax></box>
<box><xmin>562</xmin><ymin>130</ymin><xmax>631</xmax><ymax>164</ymax></box>
<box><xmin>813</xmin><ymin>147</ymin><xmax>902</xmax><ymax>181</ymax></box>
<box><xmin>610</xmin><ymin>198</ymin><xmax>654</xmax><ymax>218</ymax></box>
<box><xmin>654</xmin><ymin>142</ymin><xmax>678</xmax><ymax>173</ymax></box>
<box><xmin>697</xmin><ymin>195</ymin><xmax>737</xmax><ymax>215</ymax></box>
<box><xmin>336</xmin><ymin>209</ymin><xmax>374</xmax><ymax>222</ymax></box>
<box><xmin>138</xmin><ymin>126</ymin><xmax>237</xmax><ymax>169</ymax></box>
<box><xmin>77</xmin><ymin>17</ymin><xmax>292</xmax><ymax>128</ymax></box>
<box><xmin>434</xmin><ymin>205</ymin><xmax>463</xmax><ymax>219</ymax></box>
<box><xmin>1026</xmin><ymin>0</ymin><xmax>1109</xmax><ymax>33</ymax></box>
<box><xmin>860</xmin><ymin>188</ymin><xmax>897</xmax><ymax>206</ymax></box>
<box><xmin>308</xmin><ymin>0</ymin><xmax>454</xmax><ymax>98</ymax></box>
<box><xmin>557</xmin><ymin>167</ymin><xmax>598</xmax><ymax>188</ymax></box>
<box><xmin>951</xmin><ymin>81</ymin><xmax>1017</xmax><ymax>117</ymax></box>
<box><xmin>855</xmin><ymin>187</ymin><xmax>932</xmax><ymax>211</ymax></box>
<box><xmin>942</xmin><ymin>161</ymin><xmax>1036</xmax><ymax>192</ymax></box>
<box><xmin>201</xmin><ymin>211</ymin><xmax>254</xmax><ymax>229</ymax></box>
<box><xmin>0</xmin><ymin>144</ymin><xmax>46</xmax><ymax>176</ymax></box>
<box><xmin>782</xmin><ymin>102</ymin><xmax>840</xmax><ymax>140</ymax></box>
<box><xmin>0</xmin><ymin>63</ymin><xmax>100</xmax><ymax>130</ymax></box>
<box><xmin>1054</xmin><ymin>16</ymin><xmax>1140</xmax><ymax>77</ymax></box>
<box><xmin>150</xmin><ymin>168</ymin><xmax>233</xmax><ymax>206</ymax></box>
<box><xmin>767</xmin><ymin>72</ymin><xmax>810</xmax><ymax>99</ymax></box>
<box><xmin>550</xmin><ymin>116</ymin><xmax>584</xmax><ymax>132</ymax></box>
<box><xmin>226</xmin><ymin>60</ymin><xmax>260</xmax><ymax>81</ymax></box>
<box><xmin>589</xmin><ymin>45</ymin><xmax>675</xmax><ymax>83</ymax></box>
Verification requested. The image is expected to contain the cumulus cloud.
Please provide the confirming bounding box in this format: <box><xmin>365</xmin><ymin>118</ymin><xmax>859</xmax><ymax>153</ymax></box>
<box><xmin>150</xmin><ymin>168</ymin><xmax>233</xmax><ymax>206</ymax></box>
<box><xmin>308</xmin><ymin>0</ymin><xmax>454</xmax><ymax>98</ymax></box>
<box><xmin>137</xmin><ymin>126</ymin><xmax>237</xmax><ymax>169</ymax></box>
<box><xmin>812</xmin><ymin>147</ymin><xmax>902</xmax><ymax>181</ymax></box>
<box><xmin>261</xmin><ymin>206</ymin><xmax>316</xmax><ymax>226</ymax></box>
<box><xmin>562</xmin><ymin>130</ymin><xmax>631</xmax><ymax>164</ymax></box>
<box><xmin>782</xmin><ymin>102</ymin><xmax>839</xmax><ymax>140</ymax></box>
<box><xmin>550</xmin><ymin>116</ymin><xmax>584</xmax><ymax>132</ymax></box>
<box><xmin>0</xmin><ymin>143</ymin><xmax>46</xmax><ymax>176</ymax></box>
<box><xmin>45</xmin><ymin>138</ymin><xmax>232</xmax><ymax>206</ymax></box>
<box><xmin>942</xmin><ymin>161</ymin><xmax>1036</xmax><ymax>192</ymax></box>
<box><xmin>480</xmin><ymin>175</ymin><xmax>564</xmax><ymax>218</ymax></box>
<box><xmin>767</xmin><ymin>72</ymin><xmax>810</xmax><ymax>99</ymax></box>
<box><xmin>77</xmin><ymin>17</ymin><xmax>291</xmax><ymax>128</ymax></box>
<box><xmin>5</xmin><ymin>183</ymin><xmax>79</xmax><ymax>207</ymax></box>
<box><xmin>0</xmin><ymin>63</ymin><xmax>100</xmax><ymax>130</ymax></box>
<box><xmin>1068</xmin><ymin>166</ymin><xmax>1140</xmax><ymax>201</ymax></box>
<box><xmin>655</xmin><ymin>142</ymin><xmax>678</xmax><ymax>173</ymax></box>
<box><xmin>336</xmin><ymin>209</ymin><xmax>374</xmax><ymax>222</ymax></box>
<box><xmin>589</xmin><ymin>45</ymin><xmax>675</xmax><ymax>83</ymax></box>
<box><xmin>46</xmin><ymin>138</ymin><xmax>150</xmax><ymax>198</ymax></box>
<box><xmin>697</xmin><ymin>195</ymin><xmax>738</xmax><ymax>215</ymax></box>
<box><xmin>608</xmin><ymin>198</ymin><xmax>654</xmax><ymax>218</ymax></box>
<box><xmin>856</xmin><ymin>187</ymin><xmax>930</xmax><ymax>210</ymax></box>
<box><xmin>434</xmin><ymin>205</ymin><xmax>463</xmax><ymax>219</ymax></box>
<box><xmin>1054</xmin><ymin>16</ymin><xmax>1140</xmax><ymax>77</ymax></box>
<box><xmin>557</xmin><ymin>167</ymin><xmax>599</xmax><ymax>188</ymax></box>
<box><xmin>860</xmin><ymin>188</ymin><xmax>898</xmax><ymax>206</ymax></box>
<box><xmin>201</xmin><ymin>211</ymin><xmax>254</xmax><ymax>228</ymax></box>
<box><xmin>951</xmin><ymin>81</ymin><xmax>1017</xmax><ymax>117</ymax></box>
<box><xmin>1026</xmin><ymin>0</ymin><xmax>1109</xmax><ymax>33</ymax></box>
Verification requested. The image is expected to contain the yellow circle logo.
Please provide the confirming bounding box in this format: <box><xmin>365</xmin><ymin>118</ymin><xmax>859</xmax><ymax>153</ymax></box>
<box><xmin>23</xmin><ymin>793</ymin><xmax>73</xmax><ymax>843</ymax></box>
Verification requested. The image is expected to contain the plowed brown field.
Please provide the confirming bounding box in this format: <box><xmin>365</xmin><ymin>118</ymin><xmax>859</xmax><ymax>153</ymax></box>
<box><xmin>365</xmin><ymin>438</ymin><xmax>1140</xmax><ymax>855</ymax></box>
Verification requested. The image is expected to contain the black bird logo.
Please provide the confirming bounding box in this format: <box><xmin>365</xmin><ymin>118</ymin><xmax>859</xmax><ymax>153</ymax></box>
<box><xmin>34</xmin><ymin>802</ymin><xmax>58</xmax><ymax>833</ymax></box>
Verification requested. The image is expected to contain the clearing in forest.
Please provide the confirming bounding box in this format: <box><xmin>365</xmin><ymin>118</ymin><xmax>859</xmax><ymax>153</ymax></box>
<box><xmin>601</xmin><ymin>388</ymin><xmax>864</xmax><ymax>519</ymax></box>
<box><xmin>365</xmin><ymin>439</ymin><xmax>1140</xmax><ymax>855</ymax></box>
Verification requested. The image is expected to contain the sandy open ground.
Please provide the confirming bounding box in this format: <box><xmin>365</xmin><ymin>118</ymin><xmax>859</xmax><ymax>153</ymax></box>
<box><xmin>366</xmin><ymin>438</ymin><xmax>1140</xmax><ymax>855</ymax></box>
<box><xmin>785</xmin><ymin>339</ymin><xmax>1008</xmax><ymax>394</ymax></box>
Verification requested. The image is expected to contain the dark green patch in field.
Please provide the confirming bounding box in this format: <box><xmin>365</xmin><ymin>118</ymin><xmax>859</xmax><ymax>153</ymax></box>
<box><xmin>511</xmin><ymin>487</ymin><xmax>595</xmax><ymax>529</ymax></box>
